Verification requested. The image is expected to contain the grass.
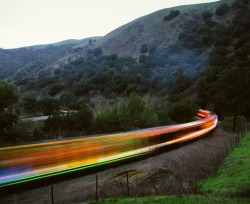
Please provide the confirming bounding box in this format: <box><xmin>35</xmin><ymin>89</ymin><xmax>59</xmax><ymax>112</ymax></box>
<box><xmin>201</xmin><ymin>132</ymin><xmax>250</xmax><ymax>197</ymax></box>
<box><xmin>86</xmin><ymin>195</ymin><xmax>250</xmax><ymax>204</ymax></box>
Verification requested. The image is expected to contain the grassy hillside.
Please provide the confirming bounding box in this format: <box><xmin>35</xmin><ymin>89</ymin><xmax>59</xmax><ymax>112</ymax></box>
<box><xmin>0</xmin><ymin>37</ymin><xmax>100</xmax><ymax>81</ymax></box>
<box><xmin>96</xmin><ymin>0</ymin><xmax>235</xmax><ymax>56</ymax></box>
<box><xmin>14</xmin><ymin>1</ymin><xmax>247</xmax><ymax>96</ymax></box>
<box><xmin>27</xmin><ymin>37</ymin><xmax>101</xmax><ymax>50</ymax></box>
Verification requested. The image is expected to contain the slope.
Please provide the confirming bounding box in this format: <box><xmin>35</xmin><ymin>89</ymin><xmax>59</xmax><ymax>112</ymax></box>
<box><xmin>95</xmin><ymin>0</ymin><xmax>235</xmax><ymax>56</ymax></box>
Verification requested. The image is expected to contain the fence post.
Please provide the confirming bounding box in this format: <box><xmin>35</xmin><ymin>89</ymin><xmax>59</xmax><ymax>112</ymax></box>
<box><xmin>96</xmin><ymin>175</ymin><xmax>98</xmax><ymax>201</ymax></box>
<box><xmin>233</xmin><ymin>106</ymin><xmax>237</xmax><ymax>133</ymax></box>
<box><xmin>229</xmin><ymin>139</ymin><xmax>232</xmax><ymax>150</ymax></box>
<box><xmin>150</xmin><ymin>177</ymin><xmax>159</xmax><ymax>195</ymax></box>
<box><xmin>127</xmin><ymin>172</ymin><xmax>129</xmax><ymax>196</ymax></box>
<box><xmin>51</xmin><ymin>186</ymin><xmax>54</xmax><ymax>204</ymax></box>
<box><xmin>224</xmin><ymin>142</ymin><xmax>229</xmax><ymax>155</ymax></box>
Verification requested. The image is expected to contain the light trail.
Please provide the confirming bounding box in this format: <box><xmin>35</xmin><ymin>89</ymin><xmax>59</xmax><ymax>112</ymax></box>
<box><xmin>0</xmin><ymin>109</ymin><xmax>217</xmax><ymax>188</ymax></box>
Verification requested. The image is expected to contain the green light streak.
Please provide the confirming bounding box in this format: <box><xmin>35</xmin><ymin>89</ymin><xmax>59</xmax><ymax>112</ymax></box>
<box><xmin>0</xmin><ymin>150</ymin><xmax>151</xmax><ymax>188</ymax></box>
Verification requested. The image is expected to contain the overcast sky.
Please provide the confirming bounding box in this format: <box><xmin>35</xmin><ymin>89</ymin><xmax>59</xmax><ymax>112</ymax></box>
<box><xmin>0</xmin><ymin>0</ymin><xmax>218</xmax><ymax>49</ymax></box>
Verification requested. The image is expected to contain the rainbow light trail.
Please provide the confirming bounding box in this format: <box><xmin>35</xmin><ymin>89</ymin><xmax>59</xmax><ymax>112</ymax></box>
<box><xmin>0</xmin><ymin>109</ymin><xmax>217</xmax><ymax>188</ymax></box>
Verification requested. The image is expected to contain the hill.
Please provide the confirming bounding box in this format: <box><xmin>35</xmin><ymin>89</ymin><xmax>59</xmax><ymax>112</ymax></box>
<box><xmin>0</xmin><ymin>0</ymin><xmax>249</xmax><ymax>120</ymax></box>
<box><xmin>96</xmin><ymin>0</ymin><xmax>235</xmax><ymax>57</ymax></box>
<box><xmin>0</xmin><ymin>37</ymin><xmax>100</xmax><ymax>81</ymax></box>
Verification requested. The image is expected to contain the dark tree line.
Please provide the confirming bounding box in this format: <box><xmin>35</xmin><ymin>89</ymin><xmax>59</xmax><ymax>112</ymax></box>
<box><xmin>15</xmin><ymin>43</ymin><xmax>201</xmax><ymax>98</ymax></box>
<box><xmin>0</xmin><ymin>84</ymin><xmax>198</xmax><ymax>145</ymax></box>
<box><xmin>198</xmin><ymin>3</ymin><xmax>250</xmax><ymax>119</ymax></box>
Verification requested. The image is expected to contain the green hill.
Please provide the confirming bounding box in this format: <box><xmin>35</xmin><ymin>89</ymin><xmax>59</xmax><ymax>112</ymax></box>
<box><xmin>0</xmin><ymin>0</ymin><xmax>249</xmax><ymax>119</ymax></box>
<box><xmin>95</xmin><ymin>0</ymin><xmax>235</xmax><ymax>56</ymax></box>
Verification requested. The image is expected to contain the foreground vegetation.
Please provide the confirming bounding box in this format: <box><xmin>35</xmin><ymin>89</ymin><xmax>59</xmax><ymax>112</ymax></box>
<box><xmin>201</xmin><ymin>132</ymin><xmax>250</xmax><ymax>197</ymax></box>
<box><xmin>86</xmin><ymin>195</ymin><xmax>249</xmax><ymax>204</ymax></box>
<box><xmin>82</xmin><ymin>132</ymin><xmax>250</xmax><ymax>204</ymax></box>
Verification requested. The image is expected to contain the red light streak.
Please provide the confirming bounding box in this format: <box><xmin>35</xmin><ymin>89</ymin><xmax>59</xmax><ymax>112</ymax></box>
<box><xmin>0</xmin><ymin>109</ymin><xmax>217</xmax><ymax>187</ymax></box>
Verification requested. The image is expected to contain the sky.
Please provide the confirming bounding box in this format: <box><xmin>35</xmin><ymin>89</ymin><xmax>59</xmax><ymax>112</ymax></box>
<box><xmin>0</xmin><ymin>0</ymin><xmax>218</xmax><ymax>49</ymax></box>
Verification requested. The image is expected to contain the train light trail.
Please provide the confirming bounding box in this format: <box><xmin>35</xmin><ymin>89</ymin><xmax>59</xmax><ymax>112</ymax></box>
<box><xmin>0</xmin><ymin>109</ymin><xmax>217</xmax><ymax>188</ymax></box>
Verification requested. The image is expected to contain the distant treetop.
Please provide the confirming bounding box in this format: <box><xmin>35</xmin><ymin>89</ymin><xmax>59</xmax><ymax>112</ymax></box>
<box><xmin>164</xmin><ymin>9</ymin><xmax>180</xmax><ymax>21</ymax></box>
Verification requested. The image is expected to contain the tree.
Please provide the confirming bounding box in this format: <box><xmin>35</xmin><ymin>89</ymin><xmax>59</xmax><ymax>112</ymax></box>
<box><xmin>215</xmin><ymin>3</ymin><xmax>230</xmax><ymax>16</ymax></box>
<box><xmin>140</xmin><ymin>44</ymin><xmax>148</xmax><ymax>54</ymax></box>
<box><xmin>116</xmin><ymin>99</ymin><xmax>131</xmax><ymax>131</ymax></box>
<box><xmin>44</xmin><ymin>104</ymin><xmax>93</xmax><ymax>137</ymax></box>
<box><xmin>93</xmin><ymin>107</ymin><xmax>119</xmax><ymax>133</ymax></box>
<box><xmin>106</xmin><ymin>54</ymin><xmax>118</xmax><ymax>68</ymax></box>
<box><xmin>89</xmin><ymin>95</ymin><xmax>108</xmax><ymax>115</ymax></box>
<box><xmin>164</xmin><ymin>10</ymin><xmax>180</xmax><ymax>21</ymax></box>
<box><xmin>93</xmin><ymin>47</ymin><xmax>103</xmax><ymax>57</ymax></box>
<box><xmin>127</xmin><ymin>92</ymin><xmax>144</xmax><ymax>116</ymax></box>
<box><xmin>232</xmin><ymin>0</ymin><xmax>249</xmax><ymax>9</ymax></box>
<box><xmin>40</xmin><ymin>98</ymin><xmax>60</xmax><ymax>115</ymax></box>
<box><xmin>140</xmin><ymin>106</ymin><xmax>159</xmax><ymax>128</ymax></box>
<box><xmin>168</xmin><ymin>100</ymin><xmax>198</xmax><ymax>123</ymax></box>
<box><xmin>155</xmin><ymin>100</ymin><xmax>174</xmax><ymax>126</ymax></box>
<box><xmin>49</xmin><ymin>84</ymin><xmax>64</xmax><ymax>96</ymax></box>
<box><xmin>0</xmin><ymin>80</ymin><xmax>18</xmax><ymax>144</ymax></box>
<box><xmin>202</xmin><ymin>11</ymin><xmax>214</xmax><ymax>20</ymax></box>
<box><xmin>88</xmin><ymin>39</ymin><xmax>93</xmax><ymax>45</ymax></box>
<box><xmin>0</xmin><ymin>80</ymin><xmax>17</xmax><ymax>111</ymax></box>
<box><xmin>74</xmin><ymin>104</ymin><xmax>93</xmax><ymax>132</ymax></box>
